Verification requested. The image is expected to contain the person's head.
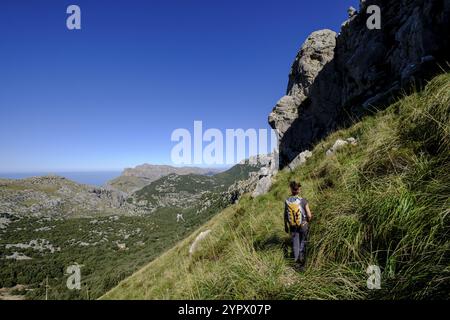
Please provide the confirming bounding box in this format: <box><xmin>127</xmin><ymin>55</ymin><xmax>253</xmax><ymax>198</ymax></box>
<box><xmin>289</xmin><ymin>181</ymin><xmax>301</xmax><ymax>195</ymax></box>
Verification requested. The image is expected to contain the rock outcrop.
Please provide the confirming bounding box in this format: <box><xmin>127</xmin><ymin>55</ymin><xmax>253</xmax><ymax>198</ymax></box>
<box><xmin>270</xmin><ymin>0</ymin><xmax>450</xmax><ymax>168</ymax></box>
<box><xmin>269</xmin><ymin>29</ymin><xmax>337</xmax><ymax>145</ymax></box>
<box><xmin>326</xmin><ymin>137</ymin><xmax>358</xmax><ymax>156</ymax></box>
<box><xmin>225</xmin><ymin>153</ymin><xmax>279</xmax><ymax>199</ymax></box>
<box><xmin>189</xmin><ymin>230</ymin><xmax>211</xmax><ymax>256</ymax></box>
<box><xmin>287</xmin><ymin>150</ymin><xmax>313</xmax><ymax>171</ymax></box>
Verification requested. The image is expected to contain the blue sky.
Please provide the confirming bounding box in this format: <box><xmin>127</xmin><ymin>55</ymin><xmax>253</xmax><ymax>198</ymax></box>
<box><xmin>0</xmin><ymin>0</ymin><xmax>358</xmax><ymax>172</ymax></box>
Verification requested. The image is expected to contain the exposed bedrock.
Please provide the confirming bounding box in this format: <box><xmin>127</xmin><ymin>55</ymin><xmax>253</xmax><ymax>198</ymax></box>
<box><xmin>269</xmin><ymin>0</ymin><xmax>450</xmax><ymax>168</ymax></box>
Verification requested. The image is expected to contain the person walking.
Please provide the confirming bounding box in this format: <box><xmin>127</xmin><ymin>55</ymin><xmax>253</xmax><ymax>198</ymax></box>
<box><xmin>284</xmin><ymin>181</ymin><xmax>313</xmax><ymax>271</ymax></box>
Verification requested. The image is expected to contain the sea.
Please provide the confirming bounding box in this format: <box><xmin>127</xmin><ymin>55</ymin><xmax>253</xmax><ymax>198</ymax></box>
<box><xmin>0</xmin><ymin>171</ymin><xmax>122</xmax><ymax>187</ymax></box>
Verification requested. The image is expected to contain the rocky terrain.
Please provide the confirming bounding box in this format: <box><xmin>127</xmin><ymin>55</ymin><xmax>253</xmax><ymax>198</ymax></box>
<box><xmin>0</xmin><ymin>158</ymin><xmax>273</xmax><ymax>222</ymax></box>
<box><xmin>130</xmin><ymin>160</ymin><xmax>268</xmax><ymax>213</ymax></box>
<box><xmin>107</xmin><ymin>164</ymin><xmax>222</xmax><ymax>194</ymax></box>
<box><xmin>270</xmin><ymin>0</ymin><xmax>450</xmax><ymax>167</ymax></box>
<box><xmin>0</xmin><ymin>176</ymin><xmax>133</xmax><ymax>218</ymax></box>
<box><xmin>0</xmin><ymin>158</ymin><xmax>274</xmax><ymax>299</ymax></box>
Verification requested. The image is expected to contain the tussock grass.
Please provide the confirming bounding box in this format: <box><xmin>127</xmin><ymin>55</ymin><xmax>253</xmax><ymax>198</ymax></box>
<box><xmin>102</xmin><ymin>73</ymin><xmax>450</xmax><ymax>300</ymax></box>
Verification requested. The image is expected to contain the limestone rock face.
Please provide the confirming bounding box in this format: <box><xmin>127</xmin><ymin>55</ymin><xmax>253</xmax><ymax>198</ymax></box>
<box><xmin>270</xmin><ymin>0</ymin><xmax>450</xmax><ymax>168</ymax></box>
<box><xmin>286</xmin><ymin>29</ymin><xmax>338</xmax><ymax>98</ymax></box>
<box><xmin>269</xmin><ymin>29</ymin><xmax>337</xmax><ymax>142</ymax></box>
<box><xmin>226</xmin><ymin>153</ymin><xmax>279</xmax><ymax>200</ymax></box>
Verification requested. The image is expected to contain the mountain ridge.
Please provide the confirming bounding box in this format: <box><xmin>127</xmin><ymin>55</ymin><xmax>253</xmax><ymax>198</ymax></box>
<box><xmin>107</xmin><ymin>164</ymin><xmax>225</xmax><ymax>194</ymax></box>
<box><xmin>0</xmin><ymin>160</ymin><xmax>272</xmax><ymax>299</ymax></box>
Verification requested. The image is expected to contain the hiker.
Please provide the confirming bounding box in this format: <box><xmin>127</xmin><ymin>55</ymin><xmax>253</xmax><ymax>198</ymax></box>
<box><xmin>284</xmin><ymin>181</ymin><xmax>313</xmax><ymax>270</ymax></box>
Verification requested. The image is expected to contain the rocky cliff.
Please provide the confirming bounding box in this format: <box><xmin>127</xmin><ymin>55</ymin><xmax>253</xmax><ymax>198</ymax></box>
<box><xmin>270</xmin><ymin>0</ymin><xmax>450</xmax><ymax>167</ymax></box>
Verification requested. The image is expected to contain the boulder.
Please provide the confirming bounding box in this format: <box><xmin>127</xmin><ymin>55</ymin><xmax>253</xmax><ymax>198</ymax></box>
<box><xmin>326</xmin><ymin>137</ymin><xmax>358</xmax><ymax>156</ymax></box>
<box><xmin>251</xmin><ymin>176</ymin><xmax>272</xmax><ymax>198</ymax></box>
<box><xmin>189</xmin><ymin>230</ymin><xmax>211</xmax><ymax>256</ymax></box>
<box><xmin>288</xmin><ymin>150</ymin><xmax>313</xmax><ymax>171</ymax></box>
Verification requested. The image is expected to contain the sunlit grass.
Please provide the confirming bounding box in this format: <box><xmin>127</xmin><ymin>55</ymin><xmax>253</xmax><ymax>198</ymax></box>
<box><xmin>102</xmin><ymin>73</ymin><xmax>450</xmax><ymax>300</ymax></box>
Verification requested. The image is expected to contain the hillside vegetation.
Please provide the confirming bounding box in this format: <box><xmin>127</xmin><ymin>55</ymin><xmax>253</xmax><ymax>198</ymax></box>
<box><xmin>0</xmin><ymin>163</ymin><xmax>259</xmax><ymax>299</ymax></box>
<box><xmin>107</xmin><ymin>164</ymin><xmax>222</xmax><ymax>194</ymax></box>
<box><xmin>102</xmin><ymin>73</ymin><xmax>450</xmax><ymax>300</ymax></box>
<box><xmin>133</xmin><ymin>164</ymin><xmax>258</xmax><ymax>202</ymax></box>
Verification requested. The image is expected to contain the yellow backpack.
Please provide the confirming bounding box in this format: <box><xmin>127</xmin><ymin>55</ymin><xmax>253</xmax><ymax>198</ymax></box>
<box><xmin>287</xmin><ymin>198</ymin><xmax>302</xmax><ymax>227</ymax></box>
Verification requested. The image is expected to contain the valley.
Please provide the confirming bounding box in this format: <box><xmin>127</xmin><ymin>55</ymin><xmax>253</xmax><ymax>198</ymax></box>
<box><xmin>0</xmin><ymin>161</ymin><xmax>265</xmax><ymax>299</ymax></box>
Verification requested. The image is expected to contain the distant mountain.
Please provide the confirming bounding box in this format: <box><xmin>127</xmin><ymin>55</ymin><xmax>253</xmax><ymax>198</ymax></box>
<box><xmin>0</xmin><ymin>175</ymin><xmax>133</xmax><ymax>218</ymax></box>
<box><xmin>0</xmin><ymin>162</ymin><xmax>265</xmax><ymax>220</ymax></box>
<box><xmin>106</xmin><ymin>164</ymin><xmax>224</xmax><ymax>194</ymax></box>
<box><xmin>130</xmin><ymin>163</ymin><xmax>261</xmax><ymax>213</ymax></box>
<box><xmin>0</xmin><ymin>160</ymin><xmax>269</xmax><ymax>300</ymax></box>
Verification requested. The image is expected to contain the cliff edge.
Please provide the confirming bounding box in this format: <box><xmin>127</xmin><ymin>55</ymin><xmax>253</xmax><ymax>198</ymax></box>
<box><xmin>270</xmin><ymin>0</ymin><xmax>450</xmax><ymax>167</ymax></box>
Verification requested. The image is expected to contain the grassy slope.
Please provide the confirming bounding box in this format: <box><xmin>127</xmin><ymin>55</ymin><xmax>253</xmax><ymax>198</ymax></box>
<box><xmin>102</xmin><ymin>74</ymin><xmax>449</xmax><ymax>300</ymax></box>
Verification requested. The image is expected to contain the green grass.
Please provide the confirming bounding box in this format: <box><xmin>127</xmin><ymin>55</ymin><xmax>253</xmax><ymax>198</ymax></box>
<box><xmin>101</xmin><ymin>73</ymin><xmax>450</xmax><ymax>300</ymax></box>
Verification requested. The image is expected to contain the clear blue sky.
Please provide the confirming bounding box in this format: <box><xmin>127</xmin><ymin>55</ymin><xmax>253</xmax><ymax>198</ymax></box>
<box><xmin>0</xmin><ymin>0</ymin><xmax>358</xmax><ymax>172</ymax></box>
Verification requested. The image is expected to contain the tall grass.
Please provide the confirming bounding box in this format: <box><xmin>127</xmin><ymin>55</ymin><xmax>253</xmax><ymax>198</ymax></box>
<box><xmin>102</xmin><ymin>73</ymin><xmax>450</xmax><ymax>300</ymax></box>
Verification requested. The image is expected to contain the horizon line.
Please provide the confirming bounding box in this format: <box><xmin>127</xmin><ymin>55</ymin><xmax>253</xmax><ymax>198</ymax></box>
<box><xmin>0</xmin><ymin>164</ymin><xmax>235</xmax><ymax>174</ymax></box>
